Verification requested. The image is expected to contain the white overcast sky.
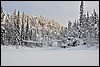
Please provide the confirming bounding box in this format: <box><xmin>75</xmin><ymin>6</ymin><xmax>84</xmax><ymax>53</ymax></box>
<box><xmin>1</xmin><ymin>1</ymin><xmax>99</xmax><ymax>27</ymax></box>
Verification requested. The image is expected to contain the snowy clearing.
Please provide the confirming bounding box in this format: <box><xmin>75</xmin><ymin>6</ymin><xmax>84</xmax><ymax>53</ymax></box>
<box><xmin>1</xmin><ymin>47</ymin><xmax>99</xmax><ymax>66</ymax></box>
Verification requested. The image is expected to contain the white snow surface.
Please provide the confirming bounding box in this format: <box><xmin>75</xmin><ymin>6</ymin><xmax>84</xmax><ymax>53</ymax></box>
<box><xmin>1</xmin><ymin>46</ymin><xmax>99</xmax><ymax>66</ymax></box>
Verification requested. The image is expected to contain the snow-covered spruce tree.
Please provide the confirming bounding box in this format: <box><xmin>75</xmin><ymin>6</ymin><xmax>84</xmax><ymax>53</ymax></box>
<box><xmin>29</xmin><ymin>16</ymin><xmax>36</xmax><ymax>42</ymax></box>
<box><xmin>29</xmin><ymin>28</ymin><xmax>33</xmax><ymax>47</ymax></box>
<box><xmin>21</xmin><ymin>12</ymin><xmax>25</xmax><ymax>46</ymax></box>
<box><xmin>67</xmin><ymin>20</ymin><xmax>72</xmax><ymax>37</ymax></box>
<box><xmin>15</xmin><ymin>11</ymin><xmax>21</xmax><ymax>47</ymax></box>
<box><xmin>12</xmin><ymin>9</ymin><xmax>20</xmax><ymax>48</ymax></box>
<box><xmin>1</xmin><ymin>6</ymin><xmax>4</xmax><ymax>22</ymax></box>
<box><xmin>63</xmin><ymin>27</ymin><xmax>67</xmax><ymax>37</ymax></box>
<box><xmin>81</xmin><ymin>9</ymin><xmax>99</xmax><ymax>47</ymax></box>
<box><xmin>82</xmin><ymin>12</ymin><xmax>90</xmax><ymax>45</ymax></box>
<box><xmin>47</xmin><ymin>21</ymin><xmax>52</xmax><ymax>47</ymax></box>
<box><xmin>81</xmin><ymin>14</ymin><xmax>87</xmax><ymax>39</ymax></box>
<box><xmin>93</xmin><ymin>9</ymin><xmax>99</xmax><ymax>42</ymax></box>
<box><xmin>71</xmin><ymin>20</ymin><xmax>79</xmax><ymax>38</ymax></box>
<box><xmin>78</xmin><ymin>1</ymin><xmax>91</xmax><ymax>46</ymax></box>
<box><xmin>24</xmin><ymin>16</ymin><xmax>29</xmax><ymax>47</ymax></box>
<box><xmin>38</xmin><ymin>19</ymin><xmax>45</xmax><ymax>46</ymax></box>
<box><xmin>79</xmin><ymin>1</ymin><xmax>84</xmax><ymax>39</ymax></box>
<box><xmin>29</xmin><ymin>17</ymin><xmax>32</xmax><ymax>41</ymax></box>
<box><xmin>1</xmin><ymin>6</ymin><xmax>5</xmax><ymax>45</ymax></box>
<box><xmin>96</xmin><ymin>13</ymin><xmax>99</xmax><ymax>43</ymax></box>
<box><xmin>68</xmin><ymin>20</ymin><xmax>72</xmax><ymax>31</ymax></box>
<box><xmin>4</xmin><ymin>13</ymin><xmax>12</xmax><ymax>46</ymax></box>
<box><xmin>28</xmin><ymin>16</ymin><xmax>35</xmax><ymax>47</ymax></box>
<box><xmin>90</xmin><ymin>10</ymin><xmax>99</xmax><ymax>47</ymax></box>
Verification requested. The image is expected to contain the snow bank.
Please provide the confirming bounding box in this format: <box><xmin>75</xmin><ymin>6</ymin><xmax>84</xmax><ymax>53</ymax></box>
<box><xmin>1</xmin><ymin>44</ymin><xmax>99</xmax><ymax>51</ymax></box>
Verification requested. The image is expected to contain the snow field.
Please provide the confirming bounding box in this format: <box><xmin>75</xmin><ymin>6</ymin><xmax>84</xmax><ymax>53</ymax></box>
<box><xmin>1</xmin><ymin>48</ymin><xmax>99</xmax><ymax>66</ymax></box>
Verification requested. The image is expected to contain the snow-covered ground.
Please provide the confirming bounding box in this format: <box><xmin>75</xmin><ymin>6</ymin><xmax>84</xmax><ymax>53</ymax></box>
<box><xmin>1</xmin><ymin>46</ymin><xmax>99</xmax><ymax>66</ymax></box>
